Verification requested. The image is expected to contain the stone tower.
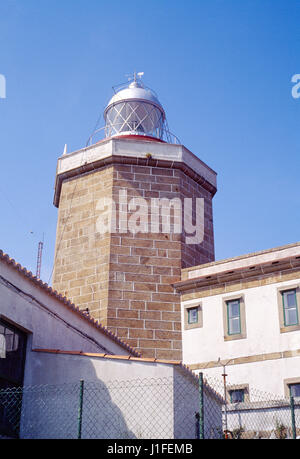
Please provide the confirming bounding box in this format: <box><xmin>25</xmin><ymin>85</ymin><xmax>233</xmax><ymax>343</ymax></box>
<box><xmin>52</xmin><ymin>76</ymin><xmax>217</xmax><ymax>359</ymax></box>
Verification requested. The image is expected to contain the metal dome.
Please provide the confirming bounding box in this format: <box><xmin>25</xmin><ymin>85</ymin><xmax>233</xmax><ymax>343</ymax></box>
<box><xmin>86</xmin><ymin>73</ymin><xmax>180</xmax><ymax>146</ymax></box>
<box><xmin>106</xmin><ymin>81</ymin><xmax>164</xmax><ymax>112</ymax></box>
<box><xmin>103</xmin><ymin>75</ymin><xmax>166</xmax><ymax>140</ymax></box>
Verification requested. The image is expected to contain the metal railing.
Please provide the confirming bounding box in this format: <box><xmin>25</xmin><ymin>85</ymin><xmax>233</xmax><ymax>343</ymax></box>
<box><xmin>85</xmin><ymin>124</ymin><xmax>181</xmax><ymax>147</ymax></box>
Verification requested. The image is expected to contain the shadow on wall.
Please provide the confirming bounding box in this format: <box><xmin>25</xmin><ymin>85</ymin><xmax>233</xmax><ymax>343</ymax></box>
<box><xmin>83</xmin><ymin>379</ymin><xmax>137</xmax><ymax>439</ymax></box>
<box><xmin>19</xmin><ymin>356</ymin><xmax>135</xmax><ymax>439</ymax></box>
<box><xmin>173</xmin><ymin>368</ymin><xmax>224</xmax><ymax>440</ymax></box>
<box><xmin>20</xmin><ymin>353</ymin><xmax>216</xmax><ymax>439</ymax></box>
<box><xmin>173</xmin><ymin>367</ymin><xmax>199</xmax><ymax>439</ymax></box>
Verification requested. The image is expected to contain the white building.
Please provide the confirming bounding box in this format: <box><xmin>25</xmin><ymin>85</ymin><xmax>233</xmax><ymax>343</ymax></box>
<box><xmin>175</xmin><ymin>242</ymin><xmax>300</xmax><ymax>400</ymax></box>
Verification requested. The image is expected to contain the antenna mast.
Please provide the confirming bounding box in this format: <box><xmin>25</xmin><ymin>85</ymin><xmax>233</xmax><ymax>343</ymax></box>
<box><xmin>36</xmin><ymin>238</ymin><xmax>44</xmax><ymax>279</ymax></box>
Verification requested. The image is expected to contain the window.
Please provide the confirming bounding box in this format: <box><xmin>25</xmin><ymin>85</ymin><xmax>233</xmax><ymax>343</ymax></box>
<box><xmin>184</xmin><ymin>303</ymin><xmax>203</xmax><ymax>330</ymax></box>
<box><xmin>284</xmin><ymin>378</ymin><xmax>300</xmax><ymax>399</ymax></box>
<box><xmin>188</xmin><ymin>307</ymin><xmax>198</xmax><ymax>325</ymax></box>
<box><xmin>227</xmin><ymin>384</ymin><xmax>249</xmax><ymax>403</ymax></box>
<box><xmin>229</xmin><ymin>389</ymin><xmax>245</xmax><ymax>403</ymax></box>
<box><xmin>222</xmin><ymin>295</ymin><xmax>247</xmax><ymax>341</ymax></box>
<box><xmin>227</xmin><ymin>299</ymin><xmax>241</xmax><ymax>335</ymax></box>
<box><xmin>289</xmin><ymin>383</ymin><xmax>300</xmax><ymax>398</ymax></box>
<box><xmin>277</xmin><ymin>285</ymin><xmax>300</xmax><ymax>333</ymax></box>
<box><xmin>282</xmin><ymin>289</ymin><xmax>298</xmax><ymax>326</ymax></box>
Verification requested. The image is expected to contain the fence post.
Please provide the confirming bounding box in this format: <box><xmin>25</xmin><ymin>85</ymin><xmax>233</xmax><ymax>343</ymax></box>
<box><xmin>199</xmin><ymin>372</ymin><xmax>204</xmax><ymax>439</ymax></box>
<box><xmin>195</xmin><ymin>412</ymin><xmax>200</xmax><ymax>439</ymax></box>
<box><xmin>289</xmin><ymin>389</ymin><xmax>296</xmax><ymax>440</ymax></box>
<box><xmin>77</xmin><ymin>380</ymin><xmax>84</xmax><ymax>439</ymax></box>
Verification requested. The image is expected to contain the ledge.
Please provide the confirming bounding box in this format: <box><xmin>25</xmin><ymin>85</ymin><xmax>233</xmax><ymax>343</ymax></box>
<box><xmin>53</xmin><ymin>138</ymin><xmax>217</xmax><ymax>207</ymax></box>
<box><xmin>174</xmin><ymin>254</ymin><xmax>300</xmax><ymax>293</ymax></box>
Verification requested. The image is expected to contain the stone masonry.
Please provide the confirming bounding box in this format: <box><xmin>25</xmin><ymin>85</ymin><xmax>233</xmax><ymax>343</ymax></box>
<box><xmin>52</xmin><ymin>138</ymin><xmax>217</xmax><ymax>359</ymax></box>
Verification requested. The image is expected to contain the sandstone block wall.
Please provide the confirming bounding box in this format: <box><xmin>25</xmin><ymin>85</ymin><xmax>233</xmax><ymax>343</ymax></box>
<box><xmin>53</xmin><ymin>159</ymin><xmax>215</xmax><ymax>359</ymax></box>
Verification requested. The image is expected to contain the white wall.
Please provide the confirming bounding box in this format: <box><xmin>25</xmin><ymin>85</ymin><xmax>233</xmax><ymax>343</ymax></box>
<box><xmin>225</xmin><ymin>398</ymin><xmax>300</xmax><ymax>438</ymax></box>
<box><xmin>182</xmin><ymin>278</ymin><xmax>300</xmax><ymax>396</ymax></box>
<box><xmin>18</xmin><ymin>351</ymin><xmax>222</xmax><ymax>439</ymax></box>
<box><xmin>194</xmin><ymin>358</ymin><xmax>300</xmax><ymax>398</ymax></box>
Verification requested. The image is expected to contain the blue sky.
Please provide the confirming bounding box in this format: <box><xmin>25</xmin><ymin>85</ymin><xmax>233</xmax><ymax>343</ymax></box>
<box><xmin>0</xmin><ymin>0</ymin><xmax>299</xmax><ymax>283</ymax></box>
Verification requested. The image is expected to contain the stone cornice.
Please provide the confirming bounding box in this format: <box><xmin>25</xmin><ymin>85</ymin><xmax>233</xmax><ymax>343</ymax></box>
<box><xmin>53</xmin><ymin>138</ymin><xmax>217</xmax><ymax>207</ymax></box>
<box><xmin>187</xmin><ymin>347</ymin><xmax>300</xmax><ymax>371</ymax></box>
<box><xmin>181</xmin><ymin>241</ymin><xmax>300</xmax><ymax>279</ymax></box>
<box><xmin>174</xmin><ymin>255</ymin><xmax>300</xmax><ymax>293</ymax></box>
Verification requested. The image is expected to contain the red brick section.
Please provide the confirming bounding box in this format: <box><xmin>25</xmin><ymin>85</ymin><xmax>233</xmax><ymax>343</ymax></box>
<box><xmin>53</xmin><ymin>159</ymin><xmax>215</xmax><ymax>360</ymax></box>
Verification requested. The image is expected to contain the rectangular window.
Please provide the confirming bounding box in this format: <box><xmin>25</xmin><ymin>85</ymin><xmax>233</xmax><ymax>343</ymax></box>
<box><xmin>227</xmin><ymin>299</ymin><xmax>241</xmax><ymax>335</ymax></box>
<box><xmin>282</xmin><ymin>289</ymin><xmax>298</xmax><ymax>326</ymax></box>
<box><xmin>229</xmin><ymin>389</ymin><xmax>245</xmax><ymax>403</ymax></box>
<box><xmin>223</xmin><ymin>295</ymin><xmax>246</xmax><ymax>341</ymax></box>
<box><xmin>184</xmin><ymin>303</ymin><xmax>202</xmax><ymax>330</ymax></box>
<box><xmin>289</xmin><ymin>383</ymin><xmax>300</xmax><ymax>398</ymax></box>
<box><xmin>188</xmin><ymin>307</ymin><xmax>198</xmax><ymax>325</ymax></box>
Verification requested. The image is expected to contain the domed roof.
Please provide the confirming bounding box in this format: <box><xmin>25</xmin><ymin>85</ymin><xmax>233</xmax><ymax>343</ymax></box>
<box><xmin>86</xmin><ymin>74</ymin><xmax>180</xmax><ymax>146</ymax></box>
<box><xmin>104</xmin><ymin>80</ymin><xmax>165</xmax><ymax>118</ymax></box>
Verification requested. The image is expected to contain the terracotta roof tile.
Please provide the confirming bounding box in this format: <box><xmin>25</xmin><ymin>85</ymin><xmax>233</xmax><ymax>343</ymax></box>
<box><xmin>33</xmin><ymin>348</ymin><xmax>180</xmax><ymax>364</ymax></box>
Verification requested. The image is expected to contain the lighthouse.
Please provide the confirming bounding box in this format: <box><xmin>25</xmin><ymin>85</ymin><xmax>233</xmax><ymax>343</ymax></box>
<box><xmin>52</xmin><ymin>74</ymin><xmax>217</xmax><ymax>359</ymax></box>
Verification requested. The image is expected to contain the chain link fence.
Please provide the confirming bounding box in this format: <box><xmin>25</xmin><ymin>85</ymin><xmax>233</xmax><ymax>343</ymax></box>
<box><xmin>0</xmin><ymin>376</ymin><xmax>202</xmax><ymax>439</ymax></box>
<box><xmin>203</xmin><ymin>374</ymin><xmax>300</xmax><ymax>439</ymax></box>
<box><xmin>0</xmin><ymin>374</ymin><xmax>299</xmax><ymax>439</ymax></box>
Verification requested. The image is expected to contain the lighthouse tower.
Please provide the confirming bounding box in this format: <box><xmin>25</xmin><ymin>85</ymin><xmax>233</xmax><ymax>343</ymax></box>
<box><xmin>52</xmin><ymin>74</ymin><xmax>217</xmax><ymax>360</ymax></box>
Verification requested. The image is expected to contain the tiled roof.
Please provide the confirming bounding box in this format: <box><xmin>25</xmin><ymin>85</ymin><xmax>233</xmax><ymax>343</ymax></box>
<box><xmin>0</xmin><ymin>250</ymin><xmax>140</xmax><ymax>357</ymax></box>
